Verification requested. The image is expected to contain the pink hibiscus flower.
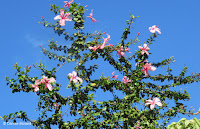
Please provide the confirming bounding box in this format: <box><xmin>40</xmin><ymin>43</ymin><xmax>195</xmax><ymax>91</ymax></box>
<box><xmin>40</xmin><ymin>76</ymin><xmax>56</xmax><ymax>91</ymax></box>
<box><xmin>99</xmin><ymin>34</ymin><xmax>111</xmax><ymax>49</ymax></box>
<box><xmin>122</xmin><ymin>76</ymin><xmax>132</xmax><ymax>84</ymax></box>
<box><xmin>68</xmin><ymin>71</ymin><xmax>83</xmax><ymax>83</ymax></box>
<box><xmin>107</xmin><ymin>43</ymin><xmax>114</xmax><ymax>47</ymax></box>
<box><xmin>89</xmin><ymin>46</ymin><xmax>99</xmax><ymax>51</ymax></box>
<box><xmin>54</xmin><ymin>9</ymin><xmax>72</xmax><ymax>26</ymax></box>
<box><xmin>149</xmin><ymin>25</ymin><xmax>161</xmax><ymax>34</ymax></box>
<box><xmin>64</xmin><ymin>0</ymin><xmax>73</xmax><ymax>8</ymax></box>
<box><xmin>134</xmin><ymin>122</ymin><xmax>142</xmax><ymax>129</ymax></box>
<box><xmin>111</xmin><ymin>71</ymin><xmax>118</xmax><ymax>79</ymax></box>
<box><xmin>138</xmin><ymin>44</ymin><xmax>150</xmax><ymax>55</ymax></box>
<box><xmin>116</xmin><ymin>46</ymin><xmax>130</xmax><ymax>57</ymax></box>
<box><xmin>145</xmin><ymin>97</ymin><xmax>162</xmax><ymax>110</ymax></box>
<box><xmin>31</xmin><ymin>80</ymin><xmax>41</xmax><ymax>94</ymax></box>
<box><xmin>141</xmin><ymin>63</ymin><xmax>156</xmax><ymax>77</ymax></box>
<box><xmin>87</xmin><ymin>10</ymin><xmax>98</xmax><ymax>22</ymax></box>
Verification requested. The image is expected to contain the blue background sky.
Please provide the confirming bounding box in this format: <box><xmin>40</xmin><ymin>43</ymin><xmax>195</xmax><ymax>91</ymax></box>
<box><xmin>1</xmin><ymin>0</ymin><xmax>200</xmax><ymax>128</ymax></box>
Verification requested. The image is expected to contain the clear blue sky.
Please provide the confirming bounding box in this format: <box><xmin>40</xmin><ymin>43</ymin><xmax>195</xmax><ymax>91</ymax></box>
<box><xmin>1</xmin><ymin>0</ymin><xmax>200</xmax><ymax>128</ymax></box>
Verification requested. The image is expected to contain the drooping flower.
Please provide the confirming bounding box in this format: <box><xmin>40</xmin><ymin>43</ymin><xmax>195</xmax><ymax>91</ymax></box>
<box><xmin>145</xmin><ymin>97</ymin><xmax>162</xmax><ymax>110</ymax></box>
<box><xmin>149</xmin><ymin>25</ymin><xmax>161</xmax><ymax>34</ymax></box>
<box><xmin>54</xmin><ymin>9</ymin><xmax>72</xmax><ymax>26</ymax></box>
<box><xmin>87</xmin><ymin>10</ymin><xmax>98</xmax><ymax>22</ymax></box>
<box><xmin>122</xmin><ymin>76</ymin><xmax>132</xmax><ymax>84</ymax></box>
<box><xmin>134</xmin><ymin>122</ymin><xmax>142</xmax><ymax>129</ymax></box>
<box><xmin>138</xmin><ymin>44</ymin><xmax>150</xmax><ymax>55</ymax></box>
<box><xmin>125</xmin><ymin>47</ymin><xmax>131</xmax><ymax>53</ymax></box>
<box><xmin>141</xmin><ymin>63</ymin><xmax>156</xmax><ymax>77</ymax></box>
<box><xmin>31</xmin><ymin>80</ymin><xmax>41</xmax><ymax>94</ymax></box>
<box><xmin>99</xmin><ymin>34</ymin><xmax>111</xmax><ymax>49</ymax></box>
<box><xmin>89</xmin><ymin>46</ymin><xmax>99</xmax><ymax>51</ymax></box>
<box><xmin>111</xmin><ymin>71</ymin><xmax>118</xmax><ymax>79</ymax></box>
<box><xmin>64</xmin><ymin>0</ymin><xmax>73</xmax><ymax>8</ymax></box>
<box><xmin>107</xmin><ymin>43</ymin><xmax>114</xmax><ymax>47</ymax></box>
<box><xmin>68</xmin><ymin>71</ymin><xmax>83</xmax><ymax>83</ymax></box>
<box><xmin>40</xmin><ymin>76</ymin><xmax>56</xmax><ymax>91</ymax></box>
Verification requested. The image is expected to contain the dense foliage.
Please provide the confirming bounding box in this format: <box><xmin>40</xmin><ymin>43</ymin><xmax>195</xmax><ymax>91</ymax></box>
<box><xmin>3</xmin><ymin>1</ymin><xmax>200</xmax><ymax>128</ymax></box>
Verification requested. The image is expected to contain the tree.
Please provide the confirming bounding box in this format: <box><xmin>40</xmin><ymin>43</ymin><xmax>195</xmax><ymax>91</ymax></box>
<box><xmin>2</xmin><ymin>1</ymin><xmax>200</xmax><ymax>128</ymax></box>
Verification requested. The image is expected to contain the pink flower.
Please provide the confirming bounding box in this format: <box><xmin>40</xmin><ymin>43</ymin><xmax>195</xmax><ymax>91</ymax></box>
<box><xmin>125</xmin><ymin>47</ymin><xmax>131</xmax><ymax>53</ymax></box>
<box><xmin>111</xmin><ymin>71</ymin><xmax>118</xmax><ymax>79</ymax></box>
<box><xmin>99</xmin><ymin>34</ymin><xmax>111</xmax><ymax>49</ymax></box>
<box><xmin>85</xmin><ymin>5</ymin><xmax>88</xmax><ymax>8</ymax></box>
<box><xmin>87</xmin><ymin>10</ymin><xmax>98</xmax><ymax>22</ymax></box>
<box><xmin>102</xmin><ymin>32</ymin><xmax>106</xmax><ymax>34</ymax></box>
<box><xmin>149</xmin><ymin>25</ymin><xmax>161</xmax><ymax>34</ymax></box>
<box><xmin>54</xmin><ymin>9</ymin><xmax>72</xmax><ymax>26</ymax></box>
<box><xmin>116</xmin><ymin>46</ymin><xmax>130</xmax><ymax>57</ymax></box>
<box><xmin>89</xmin><ymin>46</ymin><xmax>99</xmax><ymax>51</ymax></box>
<box><xmin>32</xmin><ymin>80</ymin><xmax>41</xmax><ymax>94</ymax></box>
<box><xmin>134</xmin><ymin>122</ymin><xmax>142</xmax><ymax>129</ymax></box>
<box><xmin>54</xmin><ymin>103</ymin><xmax>59</xmax><ymax>109</ymax></box>
<box><xmin>64</xmin><ymin>0</ymin><xmax>73</xmax><ymax>8</ymax></box>
<box><xmin>122</xmin><ymin>76</ymin><xmax>131</xmax><ymax>84</ymax></box>
<box><xmin>145</xmin><ymin>97</ymin><xmax>162</xmax><ymax>110</ymax></box>
<box><xmin>107</xmin><ymin>43</ymin><xmax>114</xmax><ymax>47</ymax></box>
<box><xmin>68</xmin><ymin>71</ymin><xmax>83</xmax><ymax>83</ymax></box>
<box><xmin>141</xmin><ymin>63</ymin><xmax>156</xmax><ymax>77</ymax></box>
<box><xmin>40</xmin><ymin>76</ymin><xmax>56</xmax><ymax>91</ymax></box>
<box><xmin>138</xmin><ymin>44</ymin><xmax>150</xmax><ymax>55</ymax></box>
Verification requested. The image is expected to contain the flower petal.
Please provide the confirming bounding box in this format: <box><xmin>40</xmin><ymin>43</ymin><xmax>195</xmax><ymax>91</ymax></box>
<box><xmin>54</xmin><ymin>15</ymin><xmax>61</xmax><ymax>20</ymax></box>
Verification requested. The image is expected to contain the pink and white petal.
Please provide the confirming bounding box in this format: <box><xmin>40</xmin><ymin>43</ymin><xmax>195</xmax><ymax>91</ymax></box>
<box><xmin>54</xmin><ymin>15</ymin><xmax>61</xmax><ymax>20</ymax></box>
<box><xmin>66</xmin><ymin>16</ymin><xmax>72</xmax><ymax>21</ymax></box>
<box><xmin>154</xmin><ymin>97</ymin><xmax>161</xmax><ymax>103</ymax></box>
<box><xmin>68</xmin><ymin>73</ymin><xmax>72</xmax><ymax>77</ymax></box>
<box><xmin>42</xmin><ymin>76</ymin><xmax>48</xmax><ymax>80</ymax></box>
<box><xmin>59</xmin><ymin>19</ymin><xmax>66</xmax><ymax>26</ymax></box>
<box><xmin>144</xmin><ymin>70</ymin><xmax>149</xmax><ymax>77</ymax></box>
<box><xmin>141</xmin><ymin>51</ymin><xmax>145</xmax><ymax>55</ymax></box>
<box><xmin>64</xmin><ymin>13</ymin><xmax>71</xmax><ymax>18</ymax></box>
<box><xmin>32</xmin><ymin>84</ymin><xmax>36</xmax><ymax>88</ymax></box>
<box><xmin>76</xmin><ymin>77</ymin><xmax>83</xmax><ymax>83</ymax></box>
<box><xmin>73</xmin><ymin>79</ymin><xmax>78</xmax><ymax>83</ymax></box>
<box><xmin>112</xmin><ymin>72</ymin><xmax>115</xmax><ymax>76</ymax></box>
<box><xmin>149</xmin><ymin>66</ymin><xmax>156</xmax><ymax>71</ymax></box>
<box><xmin>35</xmin><ymin>80</ymin><xmax>41</xmax><ymax>85</ymax></box>
<box><xmin>91</xmin><ymin>17</ymin><xmax>97</xmax><ymax>22</ymax></box>
<box><xmin>145</xmin><ymin>102</ymin><xmax>151</xmax><ymax>106</ymax></box>
<box><xmin>90</xmin><ymin>10</ymin><xmax>93</xmax><ymax>17</ymax></box>
<box><xmin>138</xmin><ymin>46</ymin><xmax>142</xmax><ymax>49</ymax></box>
<box><xmin>60</xmin><ymin>9</ymin><xmax>64</xmax><ymax>16</ymax></box>
<box><xmin>150</xmin><ymin>104</ymin><xmax>155</xmax><ymax>110</ymax></box>
<box><xmin>72</xmin><ymin>71</ymin><xmax>77</xmax><ymax>76</ymax></box>
<box><xmin>69</xmin><ymin>0</ymin><xmax>73</xmax><ymax>3</ymax></box>
<box><xmin>89</xmin><ymin>46</ymin><xmax>93</xmax><ymax>49</ymax></box>
<box><xmin>145</xmin><ymin>51</ymin><xmax>149</xmax><ymax>55</ymax></box>
<box><xmin>156</xmin><ymin>29</ymin><xmax>161</xmax><ymax>34</ymax></box>
<box><xmin>49</xmin><ymin>77</ymin><xmax>56</xmax><ymax>83</ymax></box>
<box><xmin>34</xmin><ymin>87</ymin><xmax>39</xmax><ymax>92</ymax></box>
<box><xmin>107</xmin><ymin>34</ymin><xmax>111</xmax><ymax>40</ymax></box>
<box><xmin>143</xmin><ymin>44</ymin><xmax>148</xmax><ymax>48</ymax></box>
<box><xmin>47</xmin><ymin>83</ymin><xmax>53</xmax><ymax>91</ymax></box>
<box><xmin>156</xmin><ymin>102</ymin><xmax>162</xmax><ymax>107</ymax></box>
